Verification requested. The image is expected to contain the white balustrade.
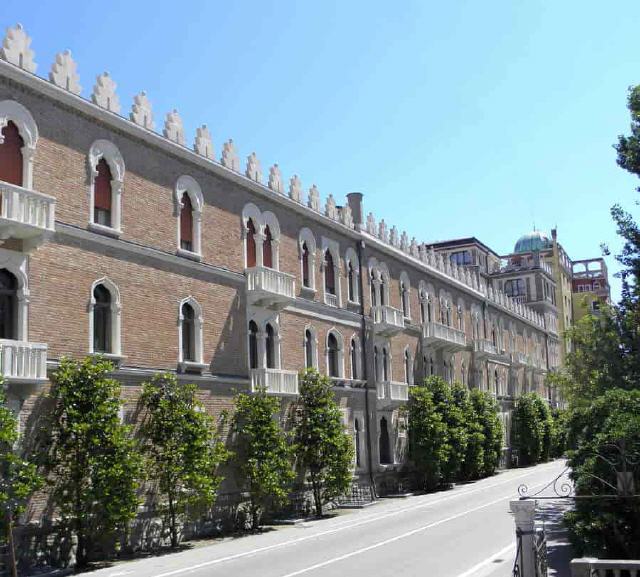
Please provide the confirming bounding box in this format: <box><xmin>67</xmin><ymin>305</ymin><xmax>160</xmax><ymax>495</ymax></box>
<box><xmin>250</xmin><ymin>368</ymin><xmax>299</xmax><ymax>395</ymax></box>
<box><xmin>0</xmin><ymin>181</ymin><xmax>56</xmax><ymax>238</ymax></box>
<box><xmin>423</xmin><ymin>321</ymin><xmax>467</xmax><ymax>350</ymax></box>
<box><xmin>372</xmin><ymin>305</ymin><xmax>405</xmax><ymax>334</ymax></box>
<box><xmin>376</xmin><ymin>380</ymin><xmax>409</xmax><ymax>403</ymax></box>
<box><xmin>473</xmin><ymin>338</ymin><xmax>497</xmax><ymax>356</ymax></box>
<box><xmin>324</xmin><ymin>292</ymin><xmax>339</xmax><ymax>308</ymax></box>
<box><xmin>0</xmin><ymin>339</ymin><xmax>48</xmax><ymax>382</ymax></box>
<box><xmin>246</xmin><ymin>266</ymin><xmax>295</xmax><ymax>308</ymax></box>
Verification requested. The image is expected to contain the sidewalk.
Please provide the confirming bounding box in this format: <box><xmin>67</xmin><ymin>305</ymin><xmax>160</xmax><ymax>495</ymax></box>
<box><xmin>537</xmin><ymin>499</ymin><xmax>575</xmax><ymax>577</ymax></box>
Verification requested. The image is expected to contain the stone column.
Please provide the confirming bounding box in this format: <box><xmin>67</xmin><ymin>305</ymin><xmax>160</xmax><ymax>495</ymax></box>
<box><xmin>510</xmin><ymin>499</ymin><xmax>537</xmax><ymax>577</ymax></box>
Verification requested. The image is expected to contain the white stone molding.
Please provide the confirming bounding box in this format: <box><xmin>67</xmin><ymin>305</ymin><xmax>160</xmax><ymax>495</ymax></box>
<box><xmin>0</xmin><ymin>100</ymin><xmax>38</xmax><ymax>189</ymax></box>
<box><xmin>0</xmin><ymin>248</ymin><xmax>29</xmax><ymax>341</ymax></box>
<box><xmin>410</xmin><ymin>238</ymin><xmax>419</xmax><ymax>258</ymax></box>
<box><xmin>366</xmin><ymin>212</ymin><xmax>376</xmax><ymax>235</ymax></box>
<box><xmin>389</xmin><ymin>226</ymin><xmax>399</xmax><ymax>247</ymax></box>
<box><xmin>193</xmin><ymin>125</ymin><xmax>214</xmax><ymax>160</ymax></box>
<box><xmin>298</xmin><ymin>227</ymin><xmax>317</xmax><ymax>291</ymax></box>
<box><xmin>92</xmin><ymin>72</ymin><xmax>120</xmax><ymax>113</ymax></box>
<box><xmin>178</xmin><ymin>296</ymin><xmax>204</xmax><ymax>366</ymax></box>
<box><xmin>87</xmin><ymin>139</ymin><xmax>125</xmax><ymax>235</ymax></box>
<box><xmin>289</xmin><ymin>174</ymin><xmax>302</xmax><ymax>202</ymax></box>
<box><xmin>49</xmin><ymin>50</ymin><xmax>80</xmax><ymax>94</ymax></box>
<box><xmin>130</xmin><ymin>91</ymin><xmax>154</xmax><ymax>130</ymax></box>
<box><xmin>308</xmin><ymin>185</ymin><xmax>320</xmax><ymax>212</ymax></box>
<box><xmin>378</xmin><ymin>219</ymin><xmax>388</xmax><ymax>242</ymax></box>
<box><xmin>245</xmin><ymin>152</ymin><xmax>262</xmax><ymax>183</ymax></box>
<box><xmin>325</xmin><ymin>328</ymin><xmax>345</xmax><ymax>378</ymax></box>
<box><xmin>325</xmin><ymin>194</ymin><xmax>338</xmax><ymax>220</ymax></box>
<box><xmin>267</xmin><ymin>164</ymin><xmax>283</xmax><ymax>194</ymax></box>
<box><xmin>400</xmin><ymin>231</ymin><xmax>409</xmax><ymax>252</ymax></box>
<box><xmin>174</xmin><ymin>175</ymin><xmax>203</xmax><ymax>259</ymax></box>
<box><xmin>88</xmin><ymin>277</ymin><xmax>122</xmax><ymax>357</ymax></box>
<box><xmin>163</xmin><ymin>109</ymin><xmax>185</xmax><ymax>145</ymax></box>
<box><xmin>340</xmin><ymin>205</ymin><xmax>354</xmax><ymax>228</ymax></box>
<box><xmin>1</xmin><ymin>24</ymin><xmax>36</xmax><ymax>73</ymax></box>
<box><xmin>221</xmin><ymin>139</ymin><xmax>240</xmax><ymax>171</ymax></box>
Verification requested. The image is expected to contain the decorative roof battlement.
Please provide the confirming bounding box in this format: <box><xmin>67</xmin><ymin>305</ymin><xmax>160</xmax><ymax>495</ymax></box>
<box><xmin>0</xmin><ymin>23</ymin><xmax>547</xmax><ymax>331</ymax></box>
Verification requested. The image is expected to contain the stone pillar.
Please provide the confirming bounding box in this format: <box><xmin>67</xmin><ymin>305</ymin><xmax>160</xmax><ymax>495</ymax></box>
<box><xmin>510</xmin><ymin>499</ymin><xmax>537</xmax><ymax>577</ymax></box>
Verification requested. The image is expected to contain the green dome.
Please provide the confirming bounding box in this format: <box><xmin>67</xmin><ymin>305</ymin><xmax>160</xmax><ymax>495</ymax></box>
<box><xmin>514</xmin><ymin>231</ymin><xmax>551</xmax><ymax>254</ymax></box>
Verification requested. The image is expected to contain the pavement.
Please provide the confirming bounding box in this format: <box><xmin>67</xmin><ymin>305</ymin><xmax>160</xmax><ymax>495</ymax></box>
<box><xmin>73</xmin><ymin>460</ymin><xmax>573</xmax><ymax>577</ymax></box>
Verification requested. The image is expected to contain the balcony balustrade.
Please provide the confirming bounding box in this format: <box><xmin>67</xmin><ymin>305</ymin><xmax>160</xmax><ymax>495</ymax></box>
<box><xmin>0</xmin><ymin>339</ymin><xmax>48</xmax><ymax>397</ymax></box>
<box><xmin>511</xmin><ymin>352</ymin><xmax>528</xmax><ymax>366</ymax></box>
<box><xmin>324</xmin><ymin>292</ymin><xmax>339</xmax><ymax>308</ymax></box>
<box><xmin>422</xmin><ymin>321</ymin><xmax>467</xmax><ymax>352</ymax></box>
<box><xmin>372</xmin><ymin>305</ymin><xmax>405</xmax><ymax>335</ymax></box>
<box><xmin>245</xmin><ymin>266</ymin><xmax>295</xmax><ymax>309</ymax></box>
<box><xmin>250</xmin><ymin>368</ymin><xmax>299</xmax><ymax>395</ymax></box>
<box><xmin>473</xmin><ymin>338</ymin><xmax>498</xmax><ymax>358</ymax></box>
<box><xmin>0</xmin><ymin>181</ymin><xmax>55</xmax><ymax>248</ymax></box>
<box><xmin>376</xmin><ymin>380</ymin><xmax>409</xmax><ymax>408</ymax></box>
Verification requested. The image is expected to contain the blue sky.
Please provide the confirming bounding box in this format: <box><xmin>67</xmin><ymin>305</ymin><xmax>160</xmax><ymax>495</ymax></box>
<box><xmin>4</xmin><ymin>1</ymin><xmax>640</xmax><ymax>299</ymax></box>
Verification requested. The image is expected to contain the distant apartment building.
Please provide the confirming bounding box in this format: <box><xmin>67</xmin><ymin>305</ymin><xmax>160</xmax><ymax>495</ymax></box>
<box><xmin>571</xmin><ymin>258</ymin><xmax>611</xmax><ymax>320</ymax></box>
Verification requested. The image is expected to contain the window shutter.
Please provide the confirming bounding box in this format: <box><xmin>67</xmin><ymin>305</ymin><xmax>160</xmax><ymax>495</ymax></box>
<box><xmin>0</xmin><ymin>121</ymin><xmax>24</xmax><ymax>186</ymax></box>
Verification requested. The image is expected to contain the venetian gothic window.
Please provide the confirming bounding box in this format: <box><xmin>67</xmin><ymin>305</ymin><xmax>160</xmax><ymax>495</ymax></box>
<box><xmin>175</xmin><ymin>175</ymin><xmax>203</xmax><ymax>258</ymax></box>
<box><xmin>90</xmin><ymin>279</ymin><xmax>121</xmax><ymax>357</ymax></box>
<box><xmin>379</xmin><ymin>417</ymin><xmax>392</xmax><ymax>465</ymax></box>
<box><xmin>248</xmin><ymin>320</ymin><xmax>259</xmax><ymax>369</ymax></box>
<box><xmin>304</xmin><ymin>329</ymin><xmax>314</xmax><ymax>368</ymax></box>
<box><xmin>348</xmin><ymin>262</ymin><xmax>356</xmax><ymax>302</ymax></box>
<box><xmin>350</xmin><ymin>337</ymin><xmax>359</xmax><ymax>380</ymax></box>
<box><xmin>0</xmin><ymin>269</ymin><xmax>17</xmax><ymax>340</ymax></box>
<box><xmin>265</xmin><ymin>323</ymin><xmax>276</xmax><ymax>369</ymax></box>
<box><xmin>404</xmin><ymin>349</ymin><xmax>412</xmax><ymax>385</ymax></box>
<box><xmin>0</xmin><ymin>100</ymin><xmax>38</xmax><ymax>189</ymax></box>
<box><xmin>0</xmin><ymin>121</ymin><xmax>24</xmax><ymax>186</ymax></box>
<box><xmin>324</xmin><ymin>250</ymin><xmax>336</xmax><ymax>296</ymax></box>
<box><xmin>93</xmin><ymin>159</ymin><xmax>113</xmax><ymax>227</ymax></box>
<box><xmin>246</xmin><ymin>219</ymin><xmax>257</xmax><ymax>268</ymax></box>
<box><xmin>179</xmin><ymin>192</ymin><xmax>194</xmax><ymax>252</ymax></box>
<box><xmin>354</xmin><ymin>419</ymin><xmax>362</xmax><ymax>468</ymax></box>
<box><xmin>181</xmin><ymin>302</ymin><xmax>196</xmax><ymax>362</ymax></box>
<box><xmin>302</xmin><ymin>243</ymin><xmax>311</xmax><ymax>287</ymax></box>
<box><xmin>327</xmin><ymin>332</ymin><xmax>340</xmax><ymax>378</ymax></box>
<box><xmin>88</xmin><ymin>140</ymin><xmax>125</xmax><ymax>234</ymax></box>
<box><xmin>263</xmin><ymin>226</ymin><xmax>274</xmax><ymax>269</ymax></box>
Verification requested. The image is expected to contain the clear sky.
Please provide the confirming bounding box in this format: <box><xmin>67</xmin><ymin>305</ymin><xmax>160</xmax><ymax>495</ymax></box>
<box><xmin>4</xmin><ymin>1</ymin><xmax>640</xmax><ymax>299</ymax></box>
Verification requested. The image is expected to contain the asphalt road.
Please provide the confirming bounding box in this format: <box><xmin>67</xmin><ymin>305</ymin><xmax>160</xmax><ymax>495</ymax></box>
<box><xmin>78</xmin><ymin>460</ymin><xmax>567</xmax><ymax>577</ymax></box>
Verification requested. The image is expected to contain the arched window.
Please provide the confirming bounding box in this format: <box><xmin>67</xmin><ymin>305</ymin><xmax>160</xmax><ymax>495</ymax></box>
<box><xmin>379</xmin><ymin>276</ymin><xmax>387</xmax><ymax>306</ymax></box>
<box><xmin>492</xmin><ymin>327</ymin><xmax>497</xmax><ymax>347</ymax></box>
<box><xmin>404</xmin><ymin>350</ymin><xmax>412</xmax><ymax>384</ymax></box>
<box><xmin>263</xmin><ymin>225</ymin><xmax>273</xmax><ymax>269</ymax></box>
<box><xmin>382</xmin><ymin>348</ymin><xmax>389</xmax><ymax>382</ymax></box>
<box><xmin>179</xmin><ymin>192</ymin><xmax>194</xmax><ymax>252</ymax></box>
<box><xmin>354</xmin><ymin>419</ymin><xmax>362</xmax><ymax>468</ymax></box>
<box><xmin>0</xmin><ymin>270</ymin><xmax>17</xmax><ymax>340</ymax></box>
<box><xmin>350</xmin><ymin>337</ymin><xmax>358</xmax><ymax>380</ymax></box>
<box><xmin>379</xmin><ymin>417</ymin><xmax>392</xmax><ymax>465</ymax></box>
<box><xmin>400</xmin><ymin>281</ymin><xmax>408</xmax><ymax>317</ymax></box>
<box><xmin>304</xmin><ymin>329</ymin><xmax>314</xmax><ymax>368</ymax></box>
<box><xmin>302</xmin><ymin>242</ymin><xmax>311</xmax><ymax>288</ymax></box>
<box><xmin>494</xmin><ymin>369</ymin><xmax>499</xmax><ymax>394</ymax></box>
<box><xmin>93</xmin><ymin>284</ymin><xmax>112</xmax><ymax>354</ymax></box>
<box><xmin>374</xmin><ymin>346</ymin><xmax>380</xmax><ymax>381</ymax></box>
<box><xmin>348</xmin><ymin>262</ymin><xmax>356</xmax><ymax>302</ymax></box>
<box><xmin>327</xmin><ymin>332</ymin><xmax>339</xmax><ymax>377</ymax></box>
<box><xmin>370</xmin><ymin>271</ymin><xmax>377</xmax><ymax>307</ymax></box>
<box><xmin>0</xmin><ymin>121</ymin><xmax>24</xmax><ymax>186</ymax></box>
<box><xmin>93</xmin><ymin>158</ymin><xmax>113</xmax><ymax>227</ymax></box>
<box><xmin>266</xmin><ymin>323</ymin><xmax>276</xmax><ymax>369</ymax></box>
<box><xmin>248</xmin><ymin>320</ymin><xmax>259</xmax><ymax>369</ymax></box>
<box><xmin>181</xmin><ymin>302</ymin><xmax>196</xmax><ymax>362</ymax></box>
<box><xmin>324</xmin><ymin>250</ymin><xmax>335</xmax><ymax>295</ymax></box>
<box><xmin>457</xmin><ymin>305</ymin><xmax>464</xmax><ymax>331</ymax></box>
<box><xmin>246</xmin><ymin>219</ymin><xmax>257</xmax><ymax>268</ymax></box>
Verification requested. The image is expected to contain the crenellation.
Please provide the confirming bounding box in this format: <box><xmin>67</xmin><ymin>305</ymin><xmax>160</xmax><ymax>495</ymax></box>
<box><xmin>163</xmin><ymin>109</ymin><xmax>185</xmax><ymax>145</ymax></box>
<box><xmin>308</xmin><ymin>184</ymin><xmax>320</xmax><ymax>211</ymax></box>
<box><xmin>91</xmin><ymin>72</ymin><xmax>120</xmax><ymax>113</ymax></box>
<box><xmin>1</xmin><ymin>24</ymin><xmax>36</xmax><ymax>73</ymax></box>
<box><xmin>325</xmin><ymin>194</ymin><xmax>338</xmax><ymax>220</ymax></box>
<box><xmin>130</xmin><ymin>91</ymin><xmax>154</xmax><ymax>130</ymax></box>
<box><xmin>49</xmin><ymin>50</ymin><xmax>81</xmax><ymax>94</ymax></box>
<box><xmin>194</xmin><ymin>125</ymin><xmax>214</xmax><ymax>160</ymax></box>
<box><xmin>245</xmin><ymin>152</ymin><xmax>262</xmax><ymax>183</ymax></box>
<box><xmin>289</xmin><ymin>174</ymin><xmax>302</xmax><ymax>202</ymax></box>
<box><xmin>221</xmin><ymin>139</ymin><xmax>240</xmax><ymax>171</ymax></box>
<box><xmin>268</xmin><ymin>164</ymin><xmax>283</xmax><ymax>194</ymax></box>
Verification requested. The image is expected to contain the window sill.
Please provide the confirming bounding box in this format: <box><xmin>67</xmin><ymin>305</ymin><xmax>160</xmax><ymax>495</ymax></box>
<box><xmin>176</xmin><ymin>248</ymin><xmax>202</xmax><ymax>262</ymax></box>
<box><xmin>90</xmin><ymin>352</ymin><xmax>126</xmax><ymax>367</ymax></box>
<box><xmin>88</xmin><ymin>222</ymin><xmax>122</xmax><ymax>238</ymax></box>
<box><xmin>178</xmin><ymin>361</ymin><xmax>208</xmax><ymax>374</ymax></box>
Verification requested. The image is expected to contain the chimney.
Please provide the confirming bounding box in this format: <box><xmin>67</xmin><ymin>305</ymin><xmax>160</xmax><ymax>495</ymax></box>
<box><xmin>346</xmin><ymin>192</ymin><xmax>364</xmax><ymax>227</ymax></box>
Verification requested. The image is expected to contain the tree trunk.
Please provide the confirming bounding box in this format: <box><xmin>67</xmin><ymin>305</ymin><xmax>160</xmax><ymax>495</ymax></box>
<box><xmin>6</xmin><ymin>513</ymin><xmax>17</xmax><ymax>577</ymax></box>
<box><xmin>311</xmin><ymin>475</ymin><xmax>322</xmax><ymax>517</ymax></box>
<box><xmin>168</xmin><ymin>491</ymin><xmax>178</xmax><ymax>548</ymax></box>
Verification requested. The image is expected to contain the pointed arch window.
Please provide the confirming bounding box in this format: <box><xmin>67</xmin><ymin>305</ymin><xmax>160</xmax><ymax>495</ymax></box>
<box><xmin>374</xmin><ymin>346</ymin><xmax>380</xmax><ymax>381</ymax></box>
<box><xmin>350</xmin><ymin>337</ymin><xmax>359</xmax><ymax>380</ymax></box>
<box><xmin>380</xmin><ymin>276</ymin><xmax>387</xmax><ymax>306</ymax></box>
<box><xmin>263</xmin><ymin>225</ymin><xmax>274</xmax><ymax>269</ymax></box>
<box><xmin>94</xmin><ymin>158</ymin><xmax>113</xmax><ymax>227</ymax></box>
<box><xmin>246</xmin><ymin>219</ymin><xmax>257</xmax><ymax>268</ymax></box>
<box><xmin>179</xmin><ymin>192</ymin><xmax>194</xmax><ymax>252</ymax></box>
<box><xmin>379</xmin><ymin>417</ymin><xmax>392</xmax><ymax>465</ymax></box>
<box><xmin>355</xmin><ymin>419</ymin><xmax>362</xmax><ymax>468</ymax></box>
<box><xmin>0</xmin><ymin>121</ymin><xmax>24</xmax><ymax>186</ymax></box>
<box><xmin>327</xmin><ymin>332</ymin><xmax>340</xmax><ymax>377</ymax></box>
<box><xmin>0</xmin><ymin>269</ymin><xmax>17</xmax><ymax>340</ymax></box>
<box><xmin>324</xmin><ymin>250</ymin><xmax>335</xmax><ymax>295</ymax></box>
<box><xmin>400</xmin><ymin>280</ymin><xmax>410</xmax><ymax>318</ymax></box>
<box><xmin>404</xmin><ymin>350</ymin><xmax>412</xmax><ymax>385</ymax></box>
<box><xmin>181</xmin><ymin>302</ymin><xmax>196</xmax><ymax>362</ymax></box>
<box><xmin>266</xmin><ymin>323</ymin><xmax>276</xmax><ymax>368</ymax></box>
<box><xmin>302</xmin><ymin>242</ymin><xmax>311</xmax><ymax>288</ymax></box>
<box><xmin>248</xmin><ymin>320</ymin><xmax>259</xmax><ymax>369</ymax></box>
<box><xmin>370</xmin><ymin>271</ymin><xmax>377</xmax><ymax>307</ymax></box>
<box><xmin>304</xmin><ymin>329</ymin><xmax>314</xmax><ymax>368</ymax></box>
<box><xmin>93</xmin><ymin>284</ymin><xmax>112</xmax><ymax>354</ymax></box>
<box><xmin>382</xmin><ymin>348</ymin><xmax>389</xmax><ymax>382</ymax></box>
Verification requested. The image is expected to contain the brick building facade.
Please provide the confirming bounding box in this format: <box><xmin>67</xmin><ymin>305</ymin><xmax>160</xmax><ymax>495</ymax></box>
<box><xmin>0</xmin><ymin>25</ymin><xmax>559</xmax><ymax>517</ymax></box>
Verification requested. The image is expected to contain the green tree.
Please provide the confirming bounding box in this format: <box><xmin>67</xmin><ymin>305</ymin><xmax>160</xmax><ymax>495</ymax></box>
<box><xmin>564</xmin><ymin>389</ymin><xmax>640</xmax><ymax>558</ymax></box>
<box><xmin>0</xmin><ymin>384</ymin><xmax>42</xmax><ymax>555</ymax></box>
<box><xmin>48</xmin><ymin>357</ymin><xmax>141</xmax><ymax>568</ymax></box>
<box><xmin>230</xmin><ymin>389</ymin><xmax>294</xmax><ymax>530</ymax></box>
<box><xmin>425</xmin><ymin>377</ymin><xmax>467</xmax><ymax>483</ymax></box>
<box><xmin>470</xmin><ymin>389</ymin><xmax>503</xmax><ymax>477</ymax></box>
<box><xmin>454</xmin><ymin>384</ymin><xmax>484</xmax><ymax>481</ymax></box>
<box><xmin>511</xmin><ymin>393</ymin><xmax>546</xmax><ymax>466</ymax></box>
<box><xmin>140</xmin><ymin>373</ymin><xmax>227</xmax><ymax>548</ymax></box>
<box><xmin>293</xmin><ymin>369</ymin><xmax>353</xmax><ymax>517</ymax></box>
<box><xmin>406</xmin><ymin>384</ymin><xmax>447</xmax><ymax>490</ymax></box>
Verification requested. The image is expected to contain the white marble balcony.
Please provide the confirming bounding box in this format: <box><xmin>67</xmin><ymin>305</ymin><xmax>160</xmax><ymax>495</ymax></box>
<box><xmin>250</xmin><ymin>368</ymin><xmax>299</xmax><ymax>395</ymax></box>
<box><xmin>0</xmin><ymin>339</ymin><xmax>48</xmax><ymax>396</ymax></box>
<box><xmin>376</xmin><ymin>380</ymin><xmax>409</xmax><ymax>407</ymax></box>
<box><xmin>422</xmin><ymin>321</ymin><xmax>467</xmax><ymax>352</ymax></box>
<box><xmin>473</xmin><ymin>338</ymin><xmax>498</xmax><ymax>358</ymax></box>
<box><xmin>372</xmin><ymin>305</ymin><xmax>405</xmax><ymax>335</ymax></box>
<box><xmin>245</xmin><ymin>266</ymin><xmax>295</xmax><ymax>309</ymax></box>
<box><xmin>0</xmin><ymin>181</ymin><xmax>56</xmax><ymax>247</ymax></box>
<box><xmin>511</xmin><ymin>351</ymin><xmax>528</xmax><ymax>366</ymax></box>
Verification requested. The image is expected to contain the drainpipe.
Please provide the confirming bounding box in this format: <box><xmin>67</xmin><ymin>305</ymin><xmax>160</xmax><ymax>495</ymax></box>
<box><xmin>347</xmin><ymin>192</ymin><xmax>377</xmax><ymax>497</ymax></box>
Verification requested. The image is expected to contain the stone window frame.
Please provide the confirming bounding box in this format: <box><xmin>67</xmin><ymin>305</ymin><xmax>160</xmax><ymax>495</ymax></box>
<box><xmin>87</xmin><ymin>139</ymin><xmax>125</xmax><ymax>237</ymax></box>
<box><xmin>174</xmin><ymin>175</ymin><xmax>204</xmax><ymax>261</ymax></box>
<box><xmin>403</xmin><ymin>346</ymin><xmax>414</xmax><ymax>385</ymax></box>
<box><xmin>344</xmin><ymin>247</ymin><xmax>360</xmax><ymax>305</ymax></box>
<box><xmin>303</xmin><ymin>324</ymin><xmax>318</xmax><ymax>369</ymax></box>
<box><xmin>0</xmin><ymin>99</ymin><xmax>38</xmax><ymax>189</ymax></box>
<box><xmin>399</xmin><ymin>271</ymin><xmax>411</xmax><ymax>320</ymax></box>
<box><xmin>177</xmin><ymin>296</ymin><xmax>206</xmax><ymax>372</ymax></box>
<box><xmin>325</xmin><ymin>327</ymin><xmax>344</xmax><ymax>378</ymax></box>
<box><xmin>246</xmin><ymin>315</ymin><xmax>282</xmax><ymax>370</ymax></box>
<box><xmin>298</xmin><ymin>227</ymin><xmax>317</xmax><ymax>293</ymax></box>
<box><xmin>242</xmin><ymin>203</ymin><xmax>281</xmax><ymax>271</ymax></box>
<box><xmin>321</xmin><ymin>237</ymin><xmax>341</xmax><ymax>308</ymax></box>
<box><xmin>0</xmin><ymin>248</ymin><xmax>29</xmax><ymax>341</ymax></box>
<box><xmin>418</xmin><ymin>280</ymin><xmax>435</xmax><ymax>324</ymax></box>
<box><xmin>349</xmin><ymin>333</ymin><xmax>362</xmax><ymax>380</ymax></box>
<box><xmin>88</xmin><ymin>277</ymin><xmax>122</xmax><ymax>361</ymax></box>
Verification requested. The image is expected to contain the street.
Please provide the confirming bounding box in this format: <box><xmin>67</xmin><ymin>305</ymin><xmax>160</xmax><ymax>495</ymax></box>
<box><xmin>77</xmin><ymin>460</ymin><xmax>567</xmax><ymax>577</ymax></box>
